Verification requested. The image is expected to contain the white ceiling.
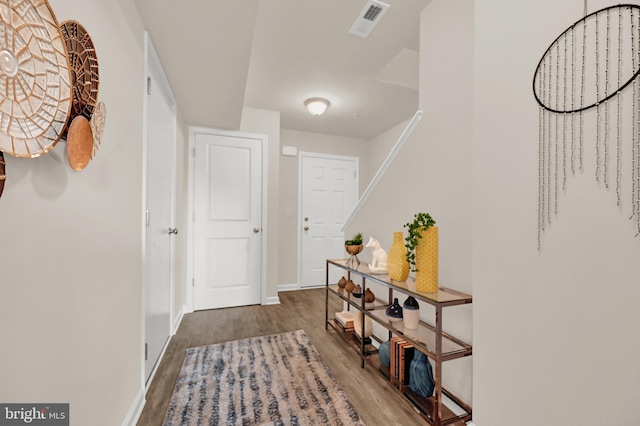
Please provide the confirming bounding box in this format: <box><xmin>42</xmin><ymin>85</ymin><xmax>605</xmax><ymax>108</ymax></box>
<box><xmin>133</xmin><ymin>0</ymin><xmax>430</xmax><ymax>140</ymax></box>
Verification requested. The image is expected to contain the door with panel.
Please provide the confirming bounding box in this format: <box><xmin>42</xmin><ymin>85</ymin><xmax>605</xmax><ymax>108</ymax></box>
<box><xmin>193</xmin><ymin>131</ymin><xmax>264</xmax><ymax>310</ymax></box>
<box><xmin>144</xmin><ymin>36</ymin><xmax>176</xmax><ymax>383</ymax></box>
<box><xmin>299</xmin><ymin>153</ymin><xmax>358</xmax><ymax>288</ymax></box>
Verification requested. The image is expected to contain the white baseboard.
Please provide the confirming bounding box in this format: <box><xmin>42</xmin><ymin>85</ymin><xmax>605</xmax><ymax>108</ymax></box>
<box><xmin>121</xmin><ymin>387</ymin><xmax>145</xmax><ymax>426</ymax></box>
<box><xmin>172</xmin><ymin>305</ymin><xmax>185</xmax><ymax>335</ymax></box>
<box><xmin>278</xmin><ymin>283</ymin><xmax>299</xmax><ymax>292</ymax></box>
<box><xmin>263</xmin><ymin>296</ymin><xmax>281</xmax><ymax>305</ymax></box>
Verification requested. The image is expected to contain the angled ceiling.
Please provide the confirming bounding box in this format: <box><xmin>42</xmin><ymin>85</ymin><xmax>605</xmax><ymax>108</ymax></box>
<box><xmin>133</xmin><ymin>0</ymin><xmax>430</xmax><ymax>140</ymax></box>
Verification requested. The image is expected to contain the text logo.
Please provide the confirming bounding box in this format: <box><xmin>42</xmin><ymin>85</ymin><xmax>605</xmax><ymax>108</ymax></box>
<box><xmin>0</xmin><ymin>404</ymin><xmax>68</xmax><ymax>426</ymax></box>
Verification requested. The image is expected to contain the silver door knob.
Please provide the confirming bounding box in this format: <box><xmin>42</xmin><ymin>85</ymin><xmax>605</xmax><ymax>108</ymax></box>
<box><xmin>169</xmin><ymin>228</ymin><xmax>178</xmax><ymax>235</ymax></box>
<box><xmin>304</xmin><ymin>226</ymin><xmax>309</xmax><ymax>231</ymax></box>
<box><xmin>253</xmin><ymin>227</ymin><xmax>260</xmax><ymax>233</ymax></box>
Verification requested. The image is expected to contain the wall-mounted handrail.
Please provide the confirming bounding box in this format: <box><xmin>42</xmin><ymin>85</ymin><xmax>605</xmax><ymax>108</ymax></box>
<box><xmin>342</xmin><ymin>110</ymin><xmax>423</xmax><ymax>231</ymax></box>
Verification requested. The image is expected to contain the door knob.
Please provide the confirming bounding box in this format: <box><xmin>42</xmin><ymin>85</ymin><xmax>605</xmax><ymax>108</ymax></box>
<box><xmin>304</xmin><ymin>226</ymin><xmax>309</xmax><ymax>231</ymax></box>
<box><xmin>169</xmin><ymin>228</ymin><xmax>178</xmax><ymax>235</ymax></box>
<box><xmin>254</xmin><ymin>227</ymin><xmax>260</xmax><ymax>233</ymax></box>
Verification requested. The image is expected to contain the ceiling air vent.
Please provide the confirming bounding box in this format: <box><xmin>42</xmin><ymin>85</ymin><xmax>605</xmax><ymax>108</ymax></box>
<box><xmin>348</xmin><ymin>0</ymin><xmax>390</xmax><ymax>38</ymax></box>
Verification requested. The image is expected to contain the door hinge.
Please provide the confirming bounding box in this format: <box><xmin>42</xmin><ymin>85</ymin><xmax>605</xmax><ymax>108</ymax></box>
<box><xmin>145</xmin><ymin>343</ymin><xmax>148</xmax><ymax>361</ymax></box>
<box><xmin>146</xmin><ymin>210</ymin><xmax>150</xmax><ymax>227</ymax></box>
<box><xmin>147</xmin><ymin>77</ymin><xmax>151</xmax><ymax>95</ymax></box>
<box><xmin>192</xmin><ymin>278</ymin><xmax>195</xmax><ymax>287</ymax></box>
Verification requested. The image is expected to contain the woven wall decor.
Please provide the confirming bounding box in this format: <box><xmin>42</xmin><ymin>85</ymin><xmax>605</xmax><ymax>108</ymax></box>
<box><xmin>0</xmin><ymin>152</ymin><xmax>5</xmax><ymax>198</ymax></box>
<box><xmin>66</xmin><ymin>115</ymin><xmax>93</xmax><ymax>171</ymax></box>
<box><xmin>59</xmin><ymin>20</ymin><xmax>99</xmax><ymax>130</ymax></box>
<box><xmin>90</xmin><ymin>101</ymin><xmax>106</xmax><ymax>158</ymax></box>
<box><xmin>0</xmin><ymin>0</ymin><xmax>72</xmax><ymax>158</ymax></box>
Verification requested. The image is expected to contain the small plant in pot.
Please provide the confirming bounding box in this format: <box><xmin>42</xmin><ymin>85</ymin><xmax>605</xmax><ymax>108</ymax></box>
<box><xmin>404</xmin><ymin>212</ymin><xmax>439</xmax><ymax>293</ymax></box>
<box><xmin>345</xmin><ymin>232</ymin><xmax>364</xmax><ymax>267</ymax></box>
<box><xmin>344</xmin><ymin>232</ymin><xmax>363</xmax><ymax>253</ymax></box>
<box><xmin>403</xmin><ymin>212</ymin><xmax>436</xmax><ymax>272</ymax></box>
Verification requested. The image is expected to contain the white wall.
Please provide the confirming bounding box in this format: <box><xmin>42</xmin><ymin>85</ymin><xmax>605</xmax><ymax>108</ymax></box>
<box><xmin>0</xmin><ymin>0</ymin><xmax>146</xmax><ymax>425</ymax></box>
<box><xmin>368</xmin><ymin>118</ymin><xmax>411</xmax><ymax>179</ymax></box>
<box><xmin>278</xmin><ymin>129</ymin><xmax>371</xmax><ymax>286</ymax></box>
<box><xmin>344</xmin><ymin>0</ymin><xmax>474</xmax><ymax>405</ymax></box>
<box><xmin>240</xmin><ymin>107</ymin><xmax>281</xmax><ymax>302</ymax></box>
<box><xmin>473</xmin><ymin>1</ymin><xmax>640</xmax><ymax>425</ymax></box>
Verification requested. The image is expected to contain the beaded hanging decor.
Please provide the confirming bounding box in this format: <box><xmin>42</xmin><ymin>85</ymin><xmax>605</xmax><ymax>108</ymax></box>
<box><xmin>533</xmin><ymin>4</ymin><xmax>640</xmax><ymax>249</ymax></box>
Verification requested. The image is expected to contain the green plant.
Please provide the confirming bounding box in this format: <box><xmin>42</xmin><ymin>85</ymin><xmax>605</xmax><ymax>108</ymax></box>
<box><xmin>345</xmin><ymin>232</ymin><xmax>363</xmax><ymax>245</ymax></box>
<box><xmin>403</xmin><ymin>212</ymin><xmax>436</xmax><ymax>272</ymax></box>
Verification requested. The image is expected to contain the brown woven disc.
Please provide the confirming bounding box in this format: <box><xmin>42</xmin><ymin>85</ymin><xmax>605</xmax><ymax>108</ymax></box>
<box><xmin>0</xmin><ymin>151</ymin><xmax>5</xmax><ymax>198</ymax></box>
<box><xmin>0</xmin><ymin>0</ymin><xmax>72</xmax><ymax>158</ymax></box>
<box><xmin>90</xmin><ymin>101</ymin><xmax>106</xmax><ymax>158</ymax></box>
<box><xmin>66</xmin><ymin>116</ymin><xmax>94</xmax><ymax>172</ymax></box>
<box><xmin>60</xmin><ymin>20</ymin><xmax>99</xmax><ymax>132</ymax></box>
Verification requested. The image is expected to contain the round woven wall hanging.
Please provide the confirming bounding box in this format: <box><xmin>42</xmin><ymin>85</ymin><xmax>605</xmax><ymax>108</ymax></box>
<box><xmin>0</xmin><ymin>152</ymin><xmax>6</xmax><ymax>198</ymax></box>
<box><xmin>66</xmin><ymin>115</ymin><xmax>93</xmax><ymax>171</ymax></box>
<box><xmin>60</xmin><ymin>20</ymin><xmax>99</xmax><ymax>132</ymax></box>
<box><xmin>0</xmin><ymin>0</ymin><xmax>72</xmax><ymax>158</ymax></box>
<box><xmin>90</xmin><ymin>101</ymin><xmax>106</xmax><ymax>158</ymax></box>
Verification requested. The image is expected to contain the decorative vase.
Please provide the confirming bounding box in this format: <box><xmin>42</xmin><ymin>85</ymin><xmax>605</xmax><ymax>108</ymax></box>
<box><xmin>402</xmin><ymin>296</ymin><xmax>420</xmax><ymax>329</ymax></box>
<box><xmin>415</xmin><ymin>226</ymin><xmax>438</xmax><ymax>293</ymax></box>
<box><xmin>385</xmin><ymin>297</ymin><xmax>403</xmax><ymax>322</ymax></box>
<box><xmin>345</xmin><ymin>279</ymin><xmax>356</xmax><ymax>293</ymax></box>
<box><xmin>338</xmin><ymin>276</ymin><xmax>347</xmax><ymax>288</ymax></box>
<box><xmin>352</xmin><ymin>284</ymin><xmax>362</xmax><ymax>297</ymax></box>
<box><xmin>387</xmin><ymin>231</ymin><xmax>409</xmax><ymax>282</ymax></box>
<box><xmin>378</xmin><ymin>340</ymin><xmax>391</xmax><ymax>367</ymax></box>
<box><xmin>409</xmin><ymin>351</ymin><xmax>435</xmax><ymax>398</ymax></box>
<box><xmin>364</xmin><ymin>288</ymin><xmax>375</xmax><ymax>303</ymax></box>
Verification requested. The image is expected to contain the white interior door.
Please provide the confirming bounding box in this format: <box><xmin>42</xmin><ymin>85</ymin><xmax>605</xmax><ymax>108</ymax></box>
<box><xmin>193</xmin><ymin>131</ymin><xmax>263</xmax><ymax>310</ymax></box>
<box><xmin>299</xmin><ymin>153</ymin><xmax>358</xmax><ymax>287</ymax></box>
<box><xmin>144</xmin><ymin>36</ymin><xmax>176</xmax><ymax>382</ymax></box>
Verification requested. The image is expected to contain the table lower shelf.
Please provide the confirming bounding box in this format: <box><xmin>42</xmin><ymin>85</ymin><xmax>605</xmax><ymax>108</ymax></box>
<box><xmin>326</xmin><ymin>319</ymin><xmax>378</xmax><ymax>356</ymax></box>
<box><xmin>378</xmin><ymin>364</ymin><xmax>472</xmax><ymax>426</ymax></box>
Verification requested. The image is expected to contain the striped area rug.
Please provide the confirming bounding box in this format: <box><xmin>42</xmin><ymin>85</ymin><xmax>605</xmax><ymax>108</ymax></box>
<box><xmin>163</xmin><ymin>330</ymin><xmax>366</xmax><ymax>426</ymax></box>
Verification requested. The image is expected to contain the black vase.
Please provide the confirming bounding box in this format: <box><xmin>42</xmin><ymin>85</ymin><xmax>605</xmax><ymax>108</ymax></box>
<box><xmin>385</xmin><ymin>297</ymin><xmax>403</xmax><ymax>322</ymax></box>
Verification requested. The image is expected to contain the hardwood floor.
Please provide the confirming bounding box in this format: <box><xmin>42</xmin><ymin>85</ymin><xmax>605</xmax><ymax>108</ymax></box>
<box><xmin>137</xmin><ymin>288</ymin><xmax>426</xmax><ymax>426</ymax></box>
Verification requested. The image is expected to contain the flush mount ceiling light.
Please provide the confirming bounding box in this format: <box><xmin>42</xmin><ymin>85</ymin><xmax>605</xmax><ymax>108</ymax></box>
<box><xmin>304</xmin><ymin>98</ymin><xmax>331</xmax><ymax>116</ymax></box>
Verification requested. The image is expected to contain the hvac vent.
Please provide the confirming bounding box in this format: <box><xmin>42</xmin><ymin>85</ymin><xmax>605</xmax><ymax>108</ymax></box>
<box><xmin>348</xmin><ymin>0</ymin><xmax>390</xmax><ymax>38</ymax></box>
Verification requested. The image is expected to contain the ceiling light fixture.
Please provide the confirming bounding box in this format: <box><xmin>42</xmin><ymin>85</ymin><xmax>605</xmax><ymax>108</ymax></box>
<box><xmin>305</xmin><ymin>98</ymin><xmax>331</xmax><ymax>116</ymax></box>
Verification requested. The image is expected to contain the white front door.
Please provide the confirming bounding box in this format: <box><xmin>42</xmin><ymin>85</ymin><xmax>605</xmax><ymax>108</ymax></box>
<box><xmin>193</xmin><ymin>130</ymin><xmax>264</xmax><ymax>310</ymax></box>
<box><xmin>299</xmin><ymin>153</ymin><xmax>359</xmax><ymax>287</ymax></box>
<box><xmin>144</xmin><ymin>36</ymin><xmax>176</xmax><ymax>382</ymax></box>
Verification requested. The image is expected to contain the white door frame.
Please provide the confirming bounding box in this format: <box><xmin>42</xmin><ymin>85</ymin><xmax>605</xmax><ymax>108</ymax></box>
<box><xmin>186</xmin><ymin>126</ymin><xmax>268</xmax><ymax>312</ymax></box>
<box><xmin>297</xmin><ymin>151</ymin><xmax>359</xmax><ymax>288</ymax></box>
<box><xmin>140</xmin><ymin>32</ymin><xmax>177</xmax><ymax>389</ymax></box>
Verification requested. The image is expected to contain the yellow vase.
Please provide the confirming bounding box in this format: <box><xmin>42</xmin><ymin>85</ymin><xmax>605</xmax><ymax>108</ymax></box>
<box><xmin>387</xmin><ymin>231</ymin><xmax>409</xmax><ymax>282</ymax></box>
<box><xmin>415</xmin><ymin>226</ymin><xmax>438</xmax><ymax>293</ymax></box>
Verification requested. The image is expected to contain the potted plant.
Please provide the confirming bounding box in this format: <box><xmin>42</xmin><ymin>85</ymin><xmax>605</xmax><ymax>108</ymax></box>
<box><xmin>404</xmin><ymin>212</ymin><xmax>439</xmax><ymax>292</ymax></box>
<box><xmin>345</xmin><ymin>232</ymin><xmax>364</xmax><ymax>267</ymax></box>
<box><xmin>403</xmin><ymin>213</ymin><xmax>435</xmax><ymax>272</ymax></box>
<box><xmin>344</xmin><ymin>232</ymin><xmax>363</xmax><ymax>254</ymax></box>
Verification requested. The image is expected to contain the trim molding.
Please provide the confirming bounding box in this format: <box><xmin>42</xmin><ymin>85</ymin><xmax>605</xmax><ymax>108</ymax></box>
<box><xmin>342</xmin><ymin>110</ymin><xmax>423</xmax><ymax>231</ymax></box>
<box><xmin>263</xmin><ymin>296</ymin><xmax>281</xmax><ymax>305</ymax></box>
<box><xmin>172</xmin><ymin>305</ymin><xmax>185</xmax><ymax>335</ymax></box>
<box><xmin>278</xmin><ymin>283</ymin><xmax>299</xmax><ymax>292</ymax></box>
<box><xmin>121</xmin><ymin>387</ymin><xmax>145</xmax><ymax>426</ymax></box>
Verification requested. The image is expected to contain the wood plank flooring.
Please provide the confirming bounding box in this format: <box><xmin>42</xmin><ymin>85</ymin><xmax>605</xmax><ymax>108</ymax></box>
<box><xmin>137</xmin><ymin>288</ymin><xmax>427</xmax><ymax>426</ymax></box>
